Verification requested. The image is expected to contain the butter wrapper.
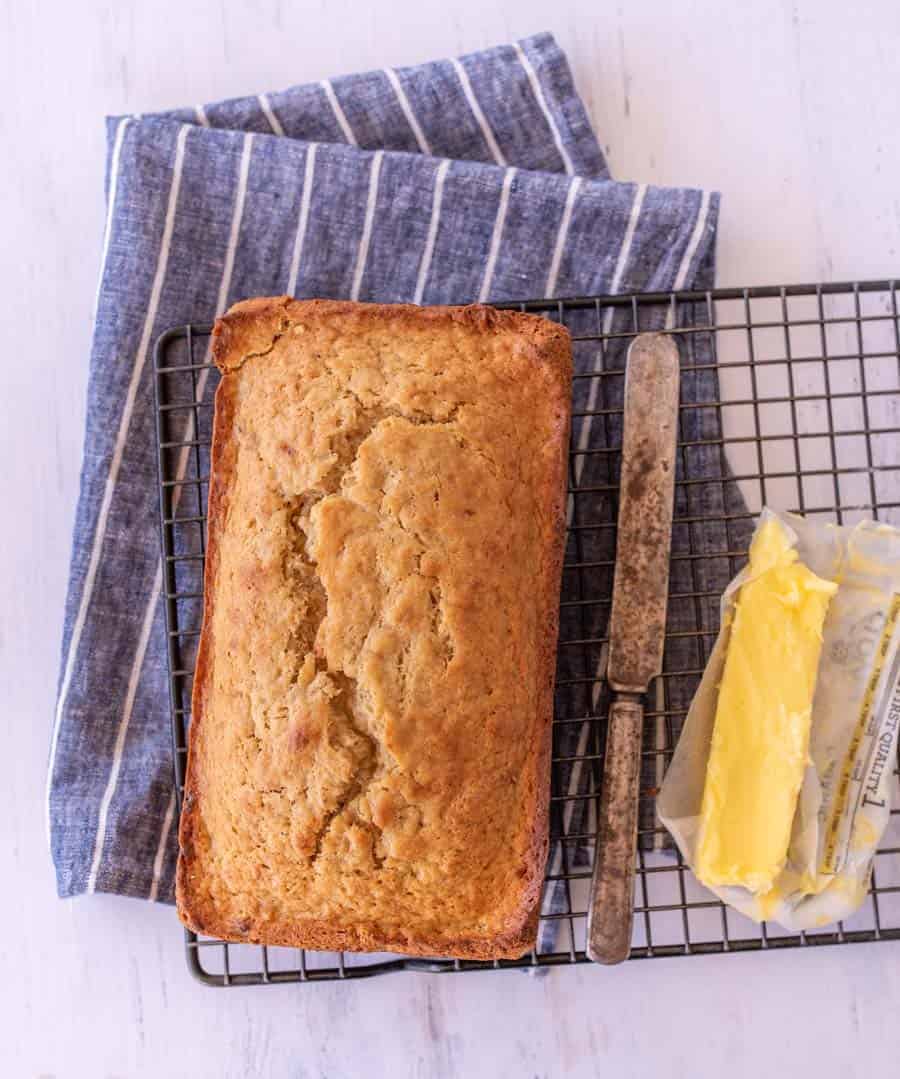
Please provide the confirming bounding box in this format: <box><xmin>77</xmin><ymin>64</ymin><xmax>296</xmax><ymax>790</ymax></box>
<box><xmin>658</xmin><ymin>508</ymin><xmax>900</xmax><ymax>931</ymax></box>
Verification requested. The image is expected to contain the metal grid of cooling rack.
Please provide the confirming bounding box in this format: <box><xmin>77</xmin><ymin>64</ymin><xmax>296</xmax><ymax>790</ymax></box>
<box><xmin>154</xmin><ymin>280</ymin><xmax>900</xmax><ymax>986</ymax></box>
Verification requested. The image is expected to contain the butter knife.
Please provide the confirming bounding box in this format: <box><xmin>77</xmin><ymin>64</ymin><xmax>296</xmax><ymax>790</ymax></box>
<box><xmin>586</xmin><ymin>332</ymin><xmax>680</xmax><ymax>965</ymax></box>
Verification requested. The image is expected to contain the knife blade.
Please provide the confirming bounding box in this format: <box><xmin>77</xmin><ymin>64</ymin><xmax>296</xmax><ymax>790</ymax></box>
<box><xmin>586</xmin><ymin>332</ymin><xmax>680</xmax><ymax>965</ymax></box>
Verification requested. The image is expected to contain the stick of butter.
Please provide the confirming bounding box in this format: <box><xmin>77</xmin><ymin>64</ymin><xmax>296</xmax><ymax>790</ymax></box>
<box><xmin>695</xmin><ymin>517</ymin><xmax>838</xmax><ymax>893</ymax></box>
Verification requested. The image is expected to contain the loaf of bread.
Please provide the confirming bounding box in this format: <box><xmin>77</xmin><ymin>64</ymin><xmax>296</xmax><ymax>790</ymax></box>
<box><xmin>176</xmin><ymin>298</ymin><xmax>571</xmax><ymax>959</ymax></box>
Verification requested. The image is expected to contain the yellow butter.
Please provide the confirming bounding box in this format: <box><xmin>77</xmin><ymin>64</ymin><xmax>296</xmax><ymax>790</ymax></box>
<box><xmin>696</xmin><ymin>518</ymin><xmax>838</xmax><ymax>893</ymax></box>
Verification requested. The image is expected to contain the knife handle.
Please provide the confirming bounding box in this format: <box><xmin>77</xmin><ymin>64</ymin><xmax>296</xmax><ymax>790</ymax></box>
<box><xmin>586</xmin><ymin>693</ymin><xmax>644</xmax><ymax>965</ymax></box>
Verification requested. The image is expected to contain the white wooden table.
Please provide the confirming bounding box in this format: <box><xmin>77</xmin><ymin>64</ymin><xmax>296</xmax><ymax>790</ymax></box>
<box><xmin>4</xmin><ymin>1</ymin><xmax>899</xmax><ymax>1075</ymax></box>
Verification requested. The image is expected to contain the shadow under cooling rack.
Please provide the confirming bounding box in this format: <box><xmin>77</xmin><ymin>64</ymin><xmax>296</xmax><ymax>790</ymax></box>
<box><xmin>154</xmin><ymin>280</ymin><xmax>900</xmax><ymax>986</ymax></box>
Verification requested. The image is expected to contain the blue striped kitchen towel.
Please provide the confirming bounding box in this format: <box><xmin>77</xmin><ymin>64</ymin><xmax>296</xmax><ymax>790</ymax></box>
<box><xmin>49</xmin><ymin>31</ymin><xmax>731</xmax><ymax>946</ymax></box>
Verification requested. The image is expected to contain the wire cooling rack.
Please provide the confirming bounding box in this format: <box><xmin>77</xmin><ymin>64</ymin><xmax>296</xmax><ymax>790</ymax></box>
<box><xmin>154</xmin><ymin>280</ymin><xmax>900</xmax><ymax>986</ymax></box>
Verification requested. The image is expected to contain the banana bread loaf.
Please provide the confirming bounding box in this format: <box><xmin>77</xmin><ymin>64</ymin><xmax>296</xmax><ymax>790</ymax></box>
<box><xmin>176</xmin><ymin>298</ymin><xmax>571</xmax><ymax>959</ymax></box>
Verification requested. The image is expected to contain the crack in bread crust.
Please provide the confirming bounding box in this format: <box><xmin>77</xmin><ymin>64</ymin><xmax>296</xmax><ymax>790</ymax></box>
<box><xmin>280</xmin><ymin>406</ymin><xmax>466</xmax><ymax>863</ymax></box>
<box><xmin>176</xmin><ymin>299</ymin><xmax>571</xmax><ymax>960</ymax></box>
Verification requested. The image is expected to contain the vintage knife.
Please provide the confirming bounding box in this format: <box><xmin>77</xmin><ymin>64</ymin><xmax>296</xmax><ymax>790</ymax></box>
<box><xmin>586</xmin><ymin>332</ymin><xmax>680</xmax><ymax>965</ymax></box>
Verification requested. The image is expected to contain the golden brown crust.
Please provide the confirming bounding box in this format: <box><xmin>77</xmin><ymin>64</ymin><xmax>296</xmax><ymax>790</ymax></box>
<box><xmin>177</xmin><ymin>298</ymin><xmax>571</xmax><ymax>960</ymax></box>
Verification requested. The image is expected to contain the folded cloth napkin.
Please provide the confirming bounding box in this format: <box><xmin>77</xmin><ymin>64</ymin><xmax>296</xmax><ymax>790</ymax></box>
<box><xmin>49</xmin><ymin>32</ymin><xmax>732</xmax><ymax>948</ymax></box>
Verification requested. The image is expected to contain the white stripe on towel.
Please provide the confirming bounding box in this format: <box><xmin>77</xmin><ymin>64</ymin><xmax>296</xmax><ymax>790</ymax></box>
<box><xmin>258</xmin><ymin>93</ymin><xmax>285</xmax><ymax>136</ymax></box>
<box><xmin>86</xmin><ymin>133</ymin><xmax>255</xmax><ymax>890</ymax></box>
<box><xmin>450</xmin><ymin>58</ymin><xmax>506</xmax><ymax>166</ymax></box>
<box><xmin>148</xmin><ymin>789</ymin><xmax>177</xmax><ymax>902</ymax></box>
<box><xmin>573</xmin><ymin>183</ymin><xmax>648</xmax><ymax>488</ymax></box>
<box><xmin>544</xmin><ymin>176</ymin><xmax>582</xmax><ymax>297</ymax></box>
<box><xmin>668</xmin><ymin>189</ymin><xmax>712</xmax><ymax>316</ymax></box>
<box><xmin>92</xmin><ymin>115</ymin><xmax>131</xmax><ymax>321</ymax></box>
<box><xmin>320</xmin><ymin>79</ymin><xmax>358</xmax><ymax>146</ymax></box>
<box><xmin>87</xmin><ymin>560</ymin><xmax>163</xmax><ymax>892</ymax></box>
<box><xmin>194</xmin><ymin>105</ymin><xmax>210</xmax><ymax>128</ymax></box>
<box><xmin>46</xmin><ymin>123</ymin><xmax>191</xmax><ymax>849</ymax></box>
<box><xmin>413</xmin><ymin>158</ymin><xmax>451</xmax><ymax>304</ymax></box>
<box><xmin>512</xmin><ymin>41</ymin><xmax>574</xmax><ymax>175</ymax></box>
<box><xmin>383</xmin><ymin>67</ymin><xmax>432</xmax><ymax>155</ymax></box>
<box><xmin>213</xmin><ymin>133</ymin><xmax>254</xmax><ymax>316</ymax></box>
<box><xmin>350</xmin><ymin>150</ymin><xmax>384</xmax><ymax>301</ymax></box>
<box><xmin>477</xmin><ymin>166</ymin><xmax>516</xmax><ymax>303</ymax></box>
<box><xmin>286</xmin><ymin>143</ymin><xmax>318</xmax><ymax>297</ymax></box>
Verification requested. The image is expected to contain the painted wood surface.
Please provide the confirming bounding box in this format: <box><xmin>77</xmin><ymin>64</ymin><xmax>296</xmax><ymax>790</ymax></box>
<box><xmin>3</xmin><ymin>1</ymin><xmax>899</xmax><ymax>1074</ymax></box>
